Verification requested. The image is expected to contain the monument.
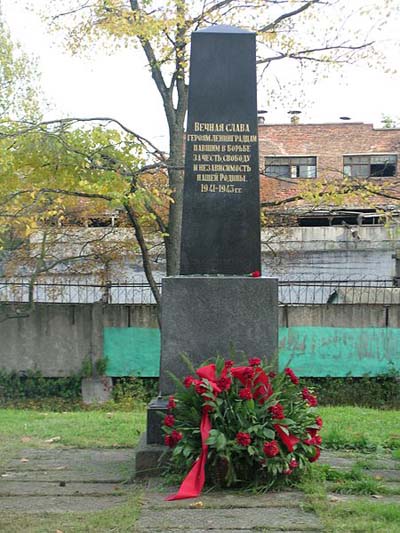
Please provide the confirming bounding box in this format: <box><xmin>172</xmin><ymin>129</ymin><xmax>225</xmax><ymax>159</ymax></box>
<box><xmin>135</xmin><ymin>25</ymin><xmax>278</xmax><ymax>472</ymax></box>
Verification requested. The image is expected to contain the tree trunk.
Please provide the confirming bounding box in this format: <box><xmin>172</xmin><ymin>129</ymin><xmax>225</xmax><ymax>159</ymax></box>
<box><xmin>165</xmin><ymin>121</ymin><xmax>185</xmax><ymax>276</ymax></box>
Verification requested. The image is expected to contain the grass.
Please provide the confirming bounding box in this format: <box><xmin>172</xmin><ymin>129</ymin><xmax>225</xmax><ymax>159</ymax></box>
<box><xmin>0</xmin><ymin>408</ymin><xmax>146</xmax><ymax>469</ymax></box>
<box><xmin>0</xmin><ymin>491</ymin><xmax>144</xmax><ymax>533</ymax></box>
<box><xmin>0</xmin><ymin>404</ymin><xmax>399</xmax><ymax>531</ymax></box>
<box><xmin>301</xmin><ymin>464</ymin><xmax>400</xmax><ymax>532</ymax></box>
<box><xmin>0</xmin><ymin>407</ymin><xmax>147</xmax><ymax>532</ymax></box>
<box><xmin>317</xmin><ymin>501</ymin><xmax>400</xmax><ymax>532</ymax></box>
<box><xmin>318</xmin><ymin>406</ymin><xmax>400</xmax><ymax>450</ymax></box>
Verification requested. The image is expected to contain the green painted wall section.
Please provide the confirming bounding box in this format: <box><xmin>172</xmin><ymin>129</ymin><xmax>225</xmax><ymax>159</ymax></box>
<box><xmin>278</xmin><ymin>327</ymin><xmax>400</xmax><ymax>377</ymax></box>
<box><xmin>104</xmin><ymin>327</ymin><xmax>161</xmax><ymax>377</ymax></box>
<box><xmin>104</xmin><ymin>326</ymin><xmax>400</xmax><ymax>377</ymax></box>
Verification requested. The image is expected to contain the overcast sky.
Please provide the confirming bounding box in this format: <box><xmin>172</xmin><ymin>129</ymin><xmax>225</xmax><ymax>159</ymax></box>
<box><xmin>2</xmin><ymin>1</ymin><xmax>400</xmax><ymax>151</ymax></box>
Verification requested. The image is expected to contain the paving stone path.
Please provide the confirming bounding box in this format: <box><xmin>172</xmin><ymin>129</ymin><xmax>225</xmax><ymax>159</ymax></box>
<box><xmin>0</xmin><ymin>447</ymin><xmax>399</xmax><ymax>531</ymax></box>
<box><xmin>136</xmin><ymin>450</ymin><xmax>400</xmax><ymax>532</ymax></box>
<box><xmin>0</xmin><ymin>447</ymin><xmax>136</xmax><ymax>514</ymax></box>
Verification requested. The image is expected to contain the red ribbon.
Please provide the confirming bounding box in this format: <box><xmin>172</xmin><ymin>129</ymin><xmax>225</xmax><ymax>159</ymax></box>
<box><xmin>165</xmin><ymin>411</ymin><xmax>211</xmax><ymax>500</ymax></box>
<box><xmin>274</xmin><ymin>424</ymin><xmax>300</xmax><ymax>452</ymax></box>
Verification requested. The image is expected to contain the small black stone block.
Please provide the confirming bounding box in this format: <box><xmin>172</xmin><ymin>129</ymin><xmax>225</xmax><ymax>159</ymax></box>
<box><xmin>147</xmin><ymin>397</ymin><xmax>168</xmax><ymax>445</ymax></box>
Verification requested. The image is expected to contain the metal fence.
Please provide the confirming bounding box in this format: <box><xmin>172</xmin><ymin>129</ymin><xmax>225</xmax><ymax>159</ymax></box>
<box><xmin>0</xmin><ymin>279</ymin><xmax>161</xmax><ymax>305</ymax></box>
<box><xmin>1</xmin><ymin>277</ymin><xmax>399</xmax><ymax>305</ymax></box>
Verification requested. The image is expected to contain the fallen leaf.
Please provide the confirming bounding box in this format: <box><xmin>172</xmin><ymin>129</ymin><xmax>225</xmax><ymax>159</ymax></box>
<box><xmin>55</xmin><ymin>466</ymin><xmax>66</xmax><ymax>470</ymax></box>
<box><xmin>45</xmin><ymin>436</ymin><xmax>61</xmax><ymax>443</ymax></box>
<box><xmin>56</xmin><ymin>529</ymin><xmax>64</xmax><ymax>533</ymax></box>
<box><xmin>372</xmin><ymin>494</ymin><xmax>383</xmax><ymax>499</ymax></box>
<box><xmin>374</xmin><ymin>475</ymin><xmax>383</xmax><ymax>480</ymax></box>
<box><xmin>328</xmin><ymin>496</ymin><xmax>340</xmax><ymax>503</ymax></box>
<box><xmin>189</xmin><ymin>501</ymin><xmax>204</xmax><ymax>508</ymax></box>
<box><xmin>20</xmin><ymin>458</ymin><xmax>29</xmax><ymax>463</ymax></box>
<box><xmin>20</xmin><ymin>436</ymin><xmax>32</xmax><ymax>443</ymax></box>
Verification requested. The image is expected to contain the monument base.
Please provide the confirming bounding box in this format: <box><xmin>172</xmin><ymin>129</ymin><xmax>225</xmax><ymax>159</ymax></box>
<box><xmin>144</xmin><ymin>276</ymin><xmax>279</xmax><ymax>447</ymax></box>
<box><xmin>132</xmin><ymin>432</ymin><xmax>169</xmax><ymax>478</ymax></box>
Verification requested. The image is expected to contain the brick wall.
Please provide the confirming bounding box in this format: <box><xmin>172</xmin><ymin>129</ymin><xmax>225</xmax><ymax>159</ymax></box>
<box><xmin>258</xmin><ymin>123</ymin><xmax>400</xmax><ymax>206</ymax></box>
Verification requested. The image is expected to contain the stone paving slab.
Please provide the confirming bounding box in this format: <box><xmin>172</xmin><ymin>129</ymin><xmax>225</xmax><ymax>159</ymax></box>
<box><xmin>320</xmin><ymin>450</ymin><xmax>398</xmax><ymax>471</ymax></box>
<box><xmin>327</xmin><ymin>493</ymin><xmax>400</xmax><ymax>504</ymax></box>
<box><xmin>1</xmin><ymin>447</ymin><xmax>135</xmax><ymax>483</ymax></box>
<box><xmin>136</xmin><ymin>506</ymin><xmax>322</xmax><ymax>532</ymax></box>
<box><xmin>0</xmin><ymin>447</ymin><xmax>136</xmax><ymax>514</ymax></box>
<box><xmin>0</xmin><ymin>481</ymin><xmax>126</xmax><ymax>497</ymax></box>
<box><xmin>0</xmin><ymin>495</ymin><xmax>129</xmax><ymax>513</ymax></box>
<box><xmin>143</xmin><ymin>490</ymin><xmax>306</xmax><ymax>510</ymax></box>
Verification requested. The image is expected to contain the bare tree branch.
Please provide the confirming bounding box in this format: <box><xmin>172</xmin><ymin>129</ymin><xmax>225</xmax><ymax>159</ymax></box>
<box><xmin>258</xmin><ymin>0</ymin><xmax>320</xmax><ymax>33</ymax></box>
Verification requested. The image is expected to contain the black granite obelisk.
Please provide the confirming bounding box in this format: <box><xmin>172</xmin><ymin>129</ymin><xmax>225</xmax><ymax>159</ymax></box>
<box><xmin>180</xmin><ymin>25</ymin><xmax>261</xmax><ymax>275</ymax></box>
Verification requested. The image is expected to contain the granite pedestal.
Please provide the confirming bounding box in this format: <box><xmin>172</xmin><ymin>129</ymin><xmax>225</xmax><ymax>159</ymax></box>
<box><xmin>143</xmin><ymin>276</ymin><xmax>278</xmax><ymax>453</ymax></box>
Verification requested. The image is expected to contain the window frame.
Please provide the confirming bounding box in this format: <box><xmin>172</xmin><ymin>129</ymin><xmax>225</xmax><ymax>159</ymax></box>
<box><xmin>343</xmin><ymin>154</ymin><xmax>397</xmax><ymax>179</ymax></box>
<box><xmin>264</xmin><ymin>155</ymin><xmax>317</xmax><ymax>179</ymax></box>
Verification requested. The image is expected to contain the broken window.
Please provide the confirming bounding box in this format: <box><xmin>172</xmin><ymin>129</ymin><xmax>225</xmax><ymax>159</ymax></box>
<box><xmin>265</xmin><ymin>156</ymin><xmax>316</xmax><ymax>179</ymax></box>
<box><xmin>344</xmin><ymin>155</ymin><xmax>397</xmax><ymax>178</ymax></box>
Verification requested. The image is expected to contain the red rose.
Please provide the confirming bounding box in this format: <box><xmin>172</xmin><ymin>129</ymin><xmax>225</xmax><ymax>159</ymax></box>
<box><xmin>164</xmin><ymin>430</ymin><xmax>183</xmax><ymax>448</ymax></box>
<box><xmin>195</xmin><ymin>381</ymin><xmax>208</xmax><ymax>395</ymax></box>
<box><xmin>164</xmin><ymin>414</ymin><xmax>175</xmax><ymax>427</ymax></box>
<box><xmin>283</xmin><ymin>468</ymin><xmax>293</xmax><ymax>475</ymax></box>
<box><xmin>315</xmin><ymin>416</ymin><xmax>323</xmax><ymax>428</ymax></box>
<box><xmin>302</xmin><ymin>387</ymin><xmax>310</xmax><ymax>399</ymax></box>
<box><xmin>242</xmin><ymin>367</ymin><xmax>255</xmax><ymax>379</ymax></box>
<box><xmin>224</xmin><ymin>359</ymin><xmax>234</xmax><ymax>369</ymax></box>
<box><xmin>236</xmin><ymin>432</ymin><xmax>252</xmax><ymax>446</ymax></box>
<box><xmin>308</xmin><ymin>395</ymin><xmax>318</xmax><ymax>407</ymax></box>
<box><xmin>313</xmin><ymin>435</ymin><xmax>322</xmax><ymax>446</ymax></box>
<box><xmin>171</xmin><ymin>429</ymin><xmax>183</xmax><ymax>444</ymax></box>
<box><xmin>302</xmin><ymin>387</ymin><xmax>318</xmax><ymax>407</ymax></box>
<box><xmin>202</xmin><ymin>404</ymin><xmax>214</xmax><ymax>414</ymax></box>
<box><xmin>239</xmin><ymin>387</ymin><xmax>253</xmax><ymax>400</ymax></box>
<box><xmin>309</xmin><ymin>446</ymin><xmax>321</xmax><ymax>463</ymax></box>
<box><xmin>268</xmin><ymin>371</ymin><xmax>276</xmax><ymax>378</ymax></box>
<box><xmin>249</xmin><ymin>357</ymin><xmax>261</xmax><ymax>366</ymax></box>
<box><xmin>289</xmin><ymin>458</ymin><xmax>299</xmax><ymax>468</ymax></box>
<box><xmin>269</xmin><ymin>403</ymin><xmax>285</xmax><ymax>420</ymax></box>
<box><xmin>217</xmin><ymin>376</ymin><xmax>232</xmax><ymax>391</ymax></box>
<box><xmin>284</xmin><ymin>367</ymin><xmax>299</xmax><ymax>385</ymax></box>
<box><xmin>263</xmin><ymin>440</ymin><xmax>280</xmax><ymax>457</ymax></box>
<box><xmin>183</xmin><ymin>375</ymin><xmax>195</xmax><ymax>388</ymax></box>
<box><xmin>251</xmin><ymin>270</ymin><xmax>261</xmax><ymax>277</ymax></box>
<box><xmin>167</xmin><ymin>395</ymin><xmax>176</xmax><ymax>409</ymax></box>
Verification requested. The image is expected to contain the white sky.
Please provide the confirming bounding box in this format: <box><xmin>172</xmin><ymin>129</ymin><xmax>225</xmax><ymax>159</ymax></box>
<box><xmin>2</xmin><ymin>1</ymin><xmax>400</xmax><ymax>152</ymax></box>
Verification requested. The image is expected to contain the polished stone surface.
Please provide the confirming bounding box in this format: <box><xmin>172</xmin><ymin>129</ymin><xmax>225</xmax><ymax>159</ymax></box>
<box><xmin>159</xmin><ymin>276</ymin><xmax>278</xmax><ymax>395</ymax></box>
<box><xmin>180</xmin><ymin>26</ymin><xmax>260</xmax><ymax>275</ymax></box>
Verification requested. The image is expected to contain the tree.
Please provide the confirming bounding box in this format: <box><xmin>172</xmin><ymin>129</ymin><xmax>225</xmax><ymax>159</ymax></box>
<box><xmin>42</xmin><ymin>0</ymin><xmax>397</xmax><ymax>276</ymax></box>
<box><xmin>0</xmin><ymin>120</ymin><xmax>171</xmax><ymax>322</ymax></box>
<box><xmin>0</xmin><ymin>7</ymin><xmax>40</xmax><ymax>120</ymax></box>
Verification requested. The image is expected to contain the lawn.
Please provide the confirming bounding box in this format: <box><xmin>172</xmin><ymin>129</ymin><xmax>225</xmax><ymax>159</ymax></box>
<box><xmin>319</xmin><ymin>406</ymin><xmax>400</xmax><ymax>450</ymax></box>
<box><xmin>0</xmin><ymin>405</ymin><xmax>399</xmax><ymax>532</ymax></box>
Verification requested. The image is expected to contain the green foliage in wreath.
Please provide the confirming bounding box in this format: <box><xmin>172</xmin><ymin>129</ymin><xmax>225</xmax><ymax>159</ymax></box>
<box><xmin>162</xmin><ymin>355</ymin><xmax>322</xmax><ymax>489</ymax></box>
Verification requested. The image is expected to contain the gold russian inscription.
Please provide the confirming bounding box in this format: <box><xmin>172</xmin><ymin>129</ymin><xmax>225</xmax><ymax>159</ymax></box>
<box><xmin>194</xmin><ymin>122</ymin><xmax>250</xmax><ymax>133</ymax></box>
<box><xmin>188</xmin><ymin>121</ymin><xmax>257</xmax><ymax>195</ymax></box>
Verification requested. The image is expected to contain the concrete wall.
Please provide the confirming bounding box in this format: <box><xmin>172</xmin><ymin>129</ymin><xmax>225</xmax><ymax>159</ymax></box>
<box><xmin>0</xmin><ymin>302</ymin><xmax>399</xmax><ymax>377</ymax></box>
<box><xmin>0</xmin><ymin>303</ymin><xmax>157</xmax><ymax>377</ymax></box>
